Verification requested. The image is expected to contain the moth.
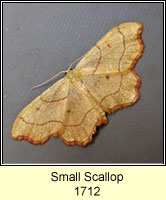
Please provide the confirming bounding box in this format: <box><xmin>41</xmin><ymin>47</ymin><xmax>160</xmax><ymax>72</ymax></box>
<box><xmin>12</xmin><ymin>22</ymin><xmax>144</xmax><ymax>146</ymax></box>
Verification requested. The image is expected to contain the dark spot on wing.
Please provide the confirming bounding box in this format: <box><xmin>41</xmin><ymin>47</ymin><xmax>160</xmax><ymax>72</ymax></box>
<box><xmin>107</xmin><ymin>44</ymin><xmax>111</xmax><ymax>48</ymax></box>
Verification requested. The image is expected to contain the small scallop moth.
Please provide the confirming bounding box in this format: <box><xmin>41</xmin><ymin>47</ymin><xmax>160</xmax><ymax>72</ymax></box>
<box><xmin>12</xmin><ymin>22</ymin><xmax>144</xmax><ymax>146</ymax></box>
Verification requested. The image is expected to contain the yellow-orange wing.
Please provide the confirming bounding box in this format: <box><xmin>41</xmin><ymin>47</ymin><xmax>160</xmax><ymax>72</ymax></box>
<box><xmin>75</xmin><ymin>22</ymin><xmax>144</xmax><ymax>112</ymax></box>
<box><xmin>76</xmin><ymin>22</ymin><xmax>144</xmax><ymax>74</ymax></box>
<box><xmin>12</xmin><ymin>75</ymin><xmax>106</xmax><ymax>146</ymax></box>
<box><xmin>12</xmin><ymin>78</ymin><xmax>69</xmax><ymax>144</ymax></box>
<box><xmin>60</xmin><ymin>79</ymin><xmax>104</xmax><ymax>146</ymax></box>
<box><xmin>12</xmin><ymin>22</ymin><xmax>144</xmax><ymax>146</ymax></box>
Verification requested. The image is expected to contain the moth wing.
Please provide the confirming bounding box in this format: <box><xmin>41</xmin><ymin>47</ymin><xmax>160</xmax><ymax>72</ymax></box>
<box><xmin>80</xmin><ymin>71</ymin><xmax>140</xmax><ymax>112</ymax></box>
<box><xmin>12</xmin><ymin>78</ymin><xmax>69</xmax><ymax>144</ymax></box>
<box><xmin>74</xmin><ymin>22</ymin><xmax>143</xmax><ymax>112</ymax></box>
<box><xmin>75</xmin><ymin>22</ymin><xmax>144</xmax><ymax>74</ymax></box>
<box><xmin>60</xmin><ymin>80</ymin><xmax>104</xmax><ymax>146</ymax></box>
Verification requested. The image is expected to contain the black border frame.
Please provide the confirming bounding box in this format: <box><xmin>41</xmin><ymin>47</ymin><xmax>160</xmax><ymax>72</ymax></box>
<box><xmin>1</xmin><ymin>1</ymin><xmax>165</xmax><ymax>166</ymax></box>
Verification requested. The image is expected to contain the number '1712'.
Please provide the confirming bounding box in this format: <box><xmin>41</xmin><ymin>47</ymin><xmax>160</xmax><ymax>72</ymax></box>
<box><xmin>75</xmin><ymin>186</ymin><xmax>100</xmax><ymax>196</ymax></box>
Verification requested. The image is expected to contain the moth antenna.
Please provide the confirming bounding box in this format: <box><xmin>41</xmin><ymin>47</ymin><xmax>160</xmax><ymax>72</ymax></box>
<box><xmin>31</xmin><ymin>70</ymin><xmax>66</xmax><ymax>90</ymax></box>
<box><xmin>31</xmin><ymin>55</ymin><xmax>83</xmax><ymax>90</ymax></box>
<box><xmin>66</xmin><ymin>54</ymin><xmax>84</xmax><ymax>71</ymax></box>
